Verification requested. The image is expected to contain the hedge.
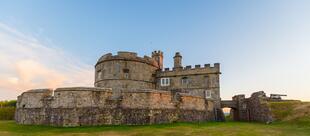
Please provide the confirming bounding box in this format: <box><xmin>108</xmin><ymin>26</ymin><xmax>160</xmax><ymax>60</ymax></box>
<box><xmin>0</xmin><ymin>107</ymin><xmax>15</xmax><ymax>120</ymax></box>
<box><xmin>0</xmin><ymin>100</ymin><xmax>16</xmax><ymax>120</ymax></box>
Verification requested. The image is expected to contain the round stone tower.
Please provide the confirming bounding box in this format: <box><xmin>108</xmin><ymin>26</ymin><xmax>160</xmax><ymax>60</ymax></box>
<box><xmin>95</xmin><ymin>51</ymin><xmax>161</xmax><ymax>90</ymax></box>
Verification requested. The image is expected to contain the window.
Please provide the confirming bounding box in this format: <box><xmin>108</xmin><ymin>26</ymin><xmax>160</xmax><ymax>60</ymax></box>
<box><xmin>205</xmin><ymin>90</ymin><xmax>212</xmax><ymax>99</ymax></box>
<box><xmin>160</xmin><ymin>78</ymin><xmax>170</xmax><ymax>86</ymax></box>
<box><xmin>181</xmin><ymin>77</ymin><xmax>189</xmax><ymax>85</ymax></box>
<box><xmin>123</xmin><ymin>68</ymin><xmax>129</xmax><ymax>73</ymax></box>
<box><xmin>97</xmin><ymin>70</ymin><xmax>102</xmax><ymax>80</ymax></box>
<box><xmin>114</xmin><ymin>63</ymin><xmax>121</xmax><ymax>77</ymax></box>
<box><xmin>124</xmin><ymin>73</ymin><xmax>129</xmax><ymax>79</ymax></box>
<box><xmin>123</xmin><ymin>69</ymin><xmax>129</xmax><ymax>79</ymax></box>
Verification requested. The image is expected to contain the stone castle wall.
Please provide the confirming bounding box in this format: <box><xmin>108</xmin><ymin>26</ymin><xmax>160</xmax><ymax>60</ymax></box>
<box><xmin>228</xmin><ymin>91</ymin><xmax>273</xmax><ymax>123</ymax></box>
<box><xmin>157</xmin><ymin>63</ymin><xmax>221</xmax><ymax>109</ymax></box>
<box><xmin>15</xmin><ymin>87</ymin><xmax>214</xmax><ymax>126</ymax></box>
<box><xmin>246</xmin><ymin>91</ymin><xmax>273</xmax><ymax>122</ymax></box>
<box><xmin>94</xmin><ymin>51</ymin><xmax>221</xmax><ymax>106</ymax></box>
<box><xmin>15</xmin><ymin>51</ymin><xmax>222</xmax><ymax>126</ymax></box>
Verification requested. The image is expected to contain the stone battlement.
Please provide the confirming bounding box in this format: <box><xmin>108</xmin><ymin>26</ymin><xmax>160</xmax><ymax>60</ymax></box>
<box><xmin>163</xmin><ymin>63</ymin><xmax>220</xmax><ymax>72</ymax></box>
<box><xmin>160</xmin><ymin>63</ymin><xmax>220</xmax><ymax>76</ymax></box>
<box><xmin>96</xmin><ymin>51</ymin><xmax>159</xmax><ymax>68</ymax></box>
<box><xmin>151</xmin><ymin>50</ymin><xmax>163</xmax><ymax>56</ymax></box>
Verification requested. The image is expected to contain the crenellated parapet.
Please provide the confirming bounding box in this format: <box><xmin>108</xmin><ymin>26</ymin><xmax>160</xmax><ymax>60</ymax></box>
<box><xmin>159</xmin><ymin>63</ymin><xmax>221</xmax><ymax>76</ymax></box>
<box><xmin>151</xmin><ymin>50</ymin><xmax>163</xmax><ymax>57</ymax></box>
<box><xmin>151</xmin><ymin>50</ymin><xmax>164</xmax><ymax>69</ymax></box>
<box><xmin>96</xmin><ymin>51</ymin><xmax>160</xmax><ymax>68</ymax></box>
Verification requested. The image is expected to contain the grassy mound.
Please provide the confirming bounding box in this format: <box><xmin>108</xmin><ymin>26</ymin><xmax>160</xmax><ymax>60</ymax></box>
<box><xmin>268</xmin><ymin>101</ymin><xmax>310</xmax><ymax>125</ymax></box>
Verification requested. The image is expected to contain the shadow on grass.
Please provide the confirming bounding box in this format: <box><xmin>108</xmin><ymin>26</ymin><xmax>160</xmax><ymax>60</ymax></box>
<box><xmin>0</xmin><ymin>120</ymin><xmax>237</xmax><ymax>134</ymax></box>
<box><xmin>1</xmin><ymin>120</ymin><xmax>309</xmax><ymax>136</ymax></box>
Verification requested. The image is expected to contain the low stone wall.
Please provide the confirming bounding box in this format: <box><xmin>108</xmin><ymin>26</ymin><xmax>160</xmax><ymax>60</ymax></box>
<box><xmin>247</xmin><ymin>91</ymin><xmax>273</xmax><ymax>122</ymax></box>
<box><xmin>15</xmin><ymin>87</ymin><xmax>214</xmax><ymax>126</ymax></box>
<box><xmin>227</xmin><ymin>91</ymin><xmax>273</xmax><ymax>123</ymax></box>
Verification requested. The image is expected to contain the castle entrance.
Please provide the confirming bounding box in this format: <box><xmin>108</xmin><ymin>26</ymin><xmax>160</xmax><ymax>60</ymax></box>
<box><xmin>221</xmin><ymin>100</ymin><xmax>239</xmax><ymax>121</ymax></box>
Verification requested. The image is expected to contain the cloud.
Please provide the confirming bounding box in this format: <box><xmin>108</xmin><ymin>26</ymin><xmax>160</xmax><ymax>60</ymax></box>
<box><xmin>0</xmin><ymin>23</ymin><xmax>93</xmax><ymax>100</ymax></box>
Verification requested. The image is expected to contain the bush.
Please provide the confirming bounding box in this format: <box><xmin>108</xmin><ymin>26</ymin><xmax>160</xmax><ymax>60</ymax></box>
<box><xmin>0</xmin><ymin>107</ymin><xmax>15</xmax><ymax>120</ymax></box>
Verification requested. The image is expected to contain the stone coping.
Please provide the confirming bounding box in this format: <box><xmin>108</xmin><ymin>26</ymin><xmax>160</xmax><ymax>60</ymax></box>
<box><xmin>25</xmin><ymin>88</ymin><xmax>53</xmax><ymax>93</ymax></box>
<box><xmin>23</xmin><ymin>87</ymin><xmax>113</xmax><ymax>94</ymax></box>
<box><xmin>54</xmin><ymin>87</ymin><xmax>112</xmax><ymax>92</ymax></box>
<box><xmin>22</xmin><ymin>87</ymin><xmax>205</xmax><ymax>99</ymax></box>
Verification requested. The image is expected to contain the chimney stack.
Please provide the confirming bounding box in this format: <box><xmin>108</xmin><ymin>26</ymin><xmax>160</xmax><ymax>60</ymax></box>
<box><xmin>173</xmin><ymin>52</ymin><xmax>182</xmax><ymax>70</ymax></box>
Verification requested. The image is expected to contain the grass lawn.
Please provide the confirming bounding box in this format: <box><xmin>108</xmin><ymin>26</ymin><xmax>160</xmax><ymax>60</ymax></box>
<box><xmin>0</xmin><ymin>120</ymin><xmax>309</xmax><ymax>136</ymax></box>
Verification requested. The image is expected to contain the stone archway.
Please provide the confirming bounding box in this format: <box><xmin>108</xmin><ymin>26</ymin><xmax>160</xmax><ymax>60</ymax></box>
<box><xmin>222</xmin><ymin>107</ymin><xmax>232</xmax><ymax>120</ymax></box>
<box><xmin>220</xmin><ymin>91</ymin><xmax>274</xmax><ymax>123</ymax></box>
<box><xmin>220</xmin><ymin>100</ymin><xmax>240</xmax><ymax>121</ymax></box>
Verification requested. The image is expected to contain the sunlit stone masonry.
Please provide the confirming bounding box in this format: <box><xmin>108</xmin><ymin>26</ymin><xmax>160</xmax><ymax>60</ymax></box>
<box><xmin>15</xmin><ymin>51</ymin><xmax>223</xmax><ymax>126</ymax></box>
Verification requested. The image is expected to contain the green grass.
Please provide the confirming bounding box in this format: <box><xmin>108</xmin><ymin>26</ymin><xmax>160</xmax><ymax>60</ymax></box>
<box><xmin>0</xmin><ymin>101</ymin><xmax>308</xmax><ymax>135</ymax></box>
<box><xmin>0</xmin><ymin>120</ymin><xmax>309</xmax><ymax>136</ymax></box>
<box><xmin>268</xmin><ymin>101</ymin><xmax>301</xmax><ymax>120</ymax></box>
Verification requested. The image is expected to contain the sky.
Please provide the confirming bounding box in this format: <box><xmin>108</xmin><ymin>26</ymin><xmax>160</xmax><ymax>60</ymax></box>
<box><xmin>0</xmin><ymin>0</ymin><xmax>310</xmax><ymax>101</ymax></box>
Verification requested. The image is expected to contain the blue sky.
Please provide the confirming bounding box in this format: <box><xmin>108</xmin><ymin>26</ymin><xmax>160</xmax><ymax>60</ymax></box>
<box><xmin>0</xmin><ymin>0</ymin><xmax>310</xmax><ymax>100</ymax></box>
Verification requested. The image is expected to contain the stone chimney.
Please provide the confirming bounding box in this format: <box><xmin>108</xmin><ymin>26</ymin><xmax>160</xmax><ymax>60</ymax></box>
<box><xmin>173</xmin><ymin>52</ymin><xmax>182</xmax><ymax>70</ymax></box>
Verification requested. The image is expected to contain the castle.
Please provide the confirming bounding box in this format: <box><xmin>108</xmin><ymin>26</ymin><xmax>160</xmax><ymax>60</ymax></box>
<box><xmin>94</xmin><ymin>51</ymin><xmax>221</xmax><ymax>107</ymax></box>
<box><xmin>15</xmin><ymin>51</ymin><xmax>223</xmax><ymax>126</ymax></box>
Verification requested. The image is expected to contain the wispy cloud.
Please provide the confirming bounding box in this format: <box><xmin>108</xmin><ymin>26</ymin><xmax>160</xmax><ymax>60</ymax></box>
<box><xmin>0</xmin><ymin>23</ymin><xmax>93</xmax><ymax>100</ymax></box>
